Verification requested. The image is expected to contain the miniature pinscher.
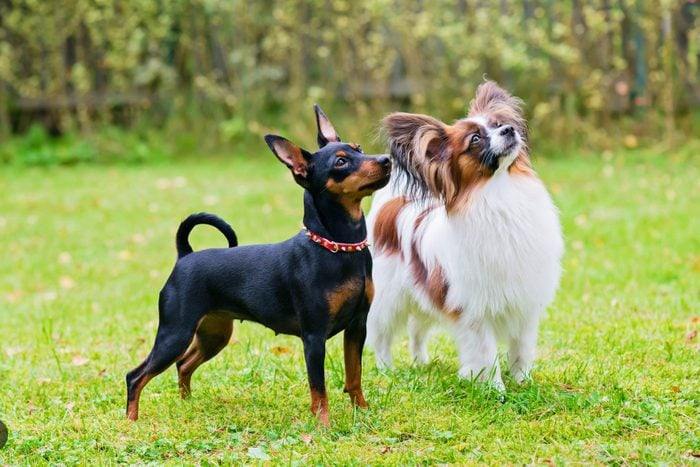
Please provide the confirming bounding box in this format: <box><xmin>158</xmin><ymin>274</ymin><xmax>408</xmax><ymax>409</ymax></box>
<box><xmin>126</xmin><ymin>105</ymin><xmax>391</xmax><ymax>426</ymax></box>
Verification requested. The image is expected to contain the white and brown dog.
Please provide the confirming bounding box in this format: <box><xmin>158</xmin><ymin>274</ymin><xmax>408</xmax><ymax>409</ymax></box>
<box><xmin>366</xmin><ymin>81</ymin><xmax>563</xmax><ymax>389</ymax></box>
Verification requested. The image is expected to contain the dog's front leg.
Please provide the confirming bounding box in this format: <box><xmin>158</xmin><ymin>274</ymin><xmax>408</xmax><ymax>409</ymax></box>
<box><xmin>302</xmin><ymin>332</ymin><xmax>330</xmax><ymax>426</ymax></box>
<box><xmin>343</xmin><ymin>321</ymin><xmax>368</xmax><ymax>409</ymax></box>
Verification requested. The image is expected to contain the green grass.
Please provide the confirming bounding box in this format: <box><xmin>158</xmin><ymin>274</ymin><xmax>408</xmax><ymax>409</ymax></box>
<box><xmin>0</xmin><ymin>143</ymin><xmax>698</xmax><ymax>464</ymax></box>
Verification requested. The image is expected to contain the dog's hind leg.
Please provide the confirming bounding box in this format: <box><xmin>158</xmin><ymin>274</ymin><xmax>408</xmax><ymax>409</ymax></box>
<box><xmin>453</xmin><ymin>317</ymin><xmax>504</xmax><ymax>391</ymax></box>
<box><xmin>177</xmin><ymin>312</ymin><xmax>233</xmax><ymax>398</ymax></box>
<box><xmin>126</xmin><ymin>295</ymin><xmax>201</xmax><ymax>420</ymax></box>
<box><xmin>408</xmin><ymin>313</ymin><xmax>433</xmax><ymax>366</ymax></box>
<box><xmin>508</xmin><ymin>314</ymin><xmax>540</xmax><ymax>383</ymax></box>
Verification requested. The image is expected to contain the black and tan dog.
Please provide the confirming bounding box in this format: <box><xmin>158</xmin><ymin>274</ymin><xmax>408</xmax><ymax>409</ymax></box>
<box><xmin>126</xmin><ymin>106</ymin><xmax>391</xmax><ymax>426</ymax></box>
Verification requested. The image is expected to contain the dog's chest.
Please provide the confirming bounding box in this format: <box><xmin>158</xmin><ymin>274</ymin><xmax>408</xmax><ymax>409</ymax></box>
<box><xmin>430</xmin><ymin>174</ymin><xmax>563</xmax><ymax>312</ymax></box>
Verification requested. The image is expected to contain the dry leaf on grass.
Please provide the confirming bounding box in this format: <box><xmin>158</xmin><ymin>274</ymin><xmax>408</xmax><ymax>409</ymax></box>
<box><xmin>71</xmin><ymin>355</ymin><xmax>89</xmax><ymax>366</ymax></box>
<box><xmin>271</xmin><ymin>345</ymin><xmax>291</xmax><ymax>355</ymax></box>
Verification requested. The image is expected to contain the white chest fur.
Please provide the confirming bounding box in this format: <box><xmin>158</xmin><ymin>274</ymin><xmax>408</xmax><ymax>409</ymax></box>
<box><xmin>422</xmin><ymin>172</ymin><xmax>563</xmax><ymax>318</ymax></box>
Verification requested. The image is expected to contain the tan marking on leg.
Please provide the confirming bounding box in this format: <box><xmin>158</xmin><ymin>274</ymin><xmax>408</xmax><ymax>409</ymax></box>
<box><xmin>343</xmin><ymin>331</ymin><xmax>368</xmax><ymax>409</ymax></box>
<box><xmin>177</xmin><ymin>313</ymin><xmax>233</xmax><ymax>398</ymax></box>
<box><xmin>310</xmin><ymin>388</ymin><xmax>330</xmax><ymax>427</ymax></box>
<box><xmin>126</xmin><ymin>373</ymin><xmax>154</xmax><ymax>421</ymax></box>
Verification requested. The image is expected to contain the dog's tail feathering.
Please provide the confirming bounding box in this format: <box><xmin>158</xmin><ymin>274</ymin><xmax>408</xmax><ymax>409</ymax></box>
<box><xmin>175</xmin><ymin>212</ymin><xmax>238</xmax><ymax>259</ymax></box>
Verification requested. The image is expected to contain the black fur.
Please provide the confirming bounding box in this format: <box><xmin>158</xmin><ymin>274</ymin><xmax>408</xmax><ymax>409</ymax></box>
<box><xmin>175</xmin><ymin>212</ymin><xmax>238</xmax><ymax>259</ymax></box>
<box><xmin>125</xmin><ymin>106</ymin><xmax>391</xmax><ymax>425</ymax></box>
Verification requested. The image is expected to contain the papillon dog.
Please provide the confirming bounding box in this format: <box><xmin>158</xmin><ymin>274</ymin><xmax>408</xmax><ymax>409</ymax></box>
<box><xmin>365</xmin><ymin>81</ymin><xmax>563</xmax><ymax>389</ymax></box>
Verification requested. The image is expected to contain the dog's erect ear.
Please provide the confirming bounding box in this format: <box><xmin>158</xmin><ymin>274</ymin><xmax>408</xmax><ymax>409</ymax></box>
<box><xmin>265</xmin><ymin>135</ymin><xmax>313</xmax><ymax>187</ymax></box>
<box><xmin>382</xmin><ymin>112</ymin><xmax>449</xmax><ymax>163</ymax></box>
<box><xmin>468</xmin><ymin>80</ymin><xmax>527</xmax><ymax>141</ymax></box>
<box><xmin>314</xmin><ymin>104</ymin><xmax>341</xmax><ymax>148</ymax></box>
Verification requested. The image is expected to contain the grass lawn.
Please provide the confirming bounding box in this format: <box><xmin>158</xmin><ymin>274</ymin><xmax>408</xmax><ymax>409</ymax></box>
<box><xmin>0</xmin><ymin>143</ymin><xmax>698</xmax><ymax>464</ymax></box>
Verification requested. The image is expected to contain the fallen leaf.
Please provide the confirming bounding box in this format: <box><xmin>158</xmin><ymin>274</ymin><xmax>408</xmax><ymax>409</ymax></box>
<box><xmin>271</xmin><ymin>345</ymin><xmax>291</xmax><ymax>355</ymax></box>
<box><xmin>5</xmin><ymin>347</ymin><xmax>24</xmax><ymax>356</ymax></box>
<box><xmin>131</xmin><ymin>233</ymin><xmax>146</xmax><ymax>244</ymax></box>
<box><xmin>58</xmin><ymin>252</ymin><xmax>72</xmax><ymax>264</ymax></box>
<box><xmin>670</xmin><ymin>385</ymin><xmax>681</xmax><ymax>393</ymax></box>
<box><xmin>38</xmin><ymin>377</ymin><xmax>52</xmax><ymax>384</ymax></box>
<box><xmin>65</xmin><ymin>402</ymin><xmax>76</xmax><ymax>411</ymax></box>
<box><xmin>155</xmin><ymin>178</ymin><xmax>170</xmax><ymax>189</ymax></box>
<box><xmin>300</xmin><ymin>433</ymin><xmax>313</xmax><ymax>445</ymax></box>
<box><xmin>203</xmin><ymin>195</ymin><xmax>219</xmax><ymax>206</ymax></box>
<box><xmin>172</xmin><ymin>176</ymin><xmax>187</xmax><ymax>188</ymax></box>
<box><xmin>6</xmin><ymin>290</ymin><xmax>24</xmax><ymax>303</ymax></box>
<box><xmin>380</xmin><ymin>446</ymin><xmax>391</xmax><ymax>454</ymax></box>
<box><xmin>59</xmin><ymin>276</ymin><xmax>76</xmax><ymax>289</ymax></box>
<box><xmin>71</xmin><ymin>355</ymin><xmax>89</xmax><ymax>366</ymax></box>
<box><xmin>686</xmin><ymin>330</ymin><xmax>698</xmax><ymax>342</ymax></box>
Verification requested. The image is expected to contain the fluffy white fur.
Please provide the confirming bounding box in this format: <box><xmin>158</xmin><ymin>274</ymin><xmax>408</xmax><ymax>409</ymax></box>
<box><xmin>366</xmin><ymin>113</ymin><xmax>563</xmax><ymax>390</ymax></box>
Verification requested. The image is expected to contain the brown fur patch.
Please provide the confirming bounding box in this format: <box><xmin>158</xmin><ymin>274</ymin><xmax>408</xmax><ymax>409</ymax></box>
<box><xmin>364</xmin><ymin>278</ymin><xmax>375</xmax><ymax>304</ymax></box>
<box><xmin>410</xmin><ymin>218</ymin><xmax>453</xmax><ymax>318</ymax></box>
<box><xmin>508</xmin><ymin>152</ymin><xmax>534</xmax><ymax>176</ymax></box>
<box><xmin>426</xmin><ymin>264</ymin><xmax>449</xmax><ymax>309</ymax></box>
<box><xmin>373</xmin><ymin>196</ymin><xmax>409</xmax><ymax>255</ymax></box>
<box><xmin>335</xmin><ymin>150</ymin><xmax>347</xmax><ymax>157</ymax></box>
<box><xmin>445</xmin><ymin>308</ymin><xmax>461</xmax><ymax>321</ymax></box>
<box><xmin>326</xmin><ymin>278</ymin><xmax>363</xmax><ymax>317</ymax></box>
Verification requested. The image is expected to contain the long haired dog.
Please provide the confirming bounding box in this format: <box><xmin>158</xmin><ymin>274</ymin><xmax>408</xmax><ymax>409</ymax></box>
<box><xmin>366</xmin><ymin>81</ymin><xmax>563</xmax><ymax>389</ymax></box>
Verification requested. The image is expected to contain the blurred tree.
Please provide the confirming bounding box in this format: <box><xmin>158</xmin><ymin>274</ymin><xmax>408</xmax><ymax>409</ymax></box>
<box><xmin>0</xmin><ymin>0</ymin><xmax>697</xmax><ymax>151</ymax></box>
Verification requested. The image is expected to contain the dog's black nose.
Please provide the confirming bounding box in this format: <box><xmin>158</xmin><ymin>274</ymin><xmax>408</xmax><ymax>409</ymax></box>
<box><xmin>377</xmin><ymin>156</ymin><xmax>392</xmax><ymax>171</ymax></box>
<box><xmin>500</xmin><ymin>125</ymin><xmax>515</xmax><ymax>137</ymax></box>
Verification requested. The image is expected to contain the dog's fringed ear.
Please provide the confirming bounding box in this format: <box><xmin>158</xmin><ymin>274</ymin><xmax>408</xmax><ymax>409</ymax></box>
<box><xmin>382</xmin><ymin>112</ymin><xmax>449</xmax><ymax>200</ymax></box>
<box><xmin>314</xmin><ymin>104</ymin><xmax>341</xmax><ymax>148</ymax></box>
<box><xmin>383</xmin><ymin>112</ymin><xmax>449</xmax><ymax>163</ymax></box>
<box><xmin>265</xmin><ymin>135</ymin><xmax>313</xmax><ymax>188</ymax></box>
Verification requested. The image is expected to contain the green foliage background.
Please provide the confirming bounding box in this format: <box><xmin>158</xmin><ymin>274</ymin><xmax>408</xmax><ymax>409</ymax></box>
<box><xmin>0</xmin><ymin>0</ymin><xmax>698</xmax><ymax>162</ymax></box>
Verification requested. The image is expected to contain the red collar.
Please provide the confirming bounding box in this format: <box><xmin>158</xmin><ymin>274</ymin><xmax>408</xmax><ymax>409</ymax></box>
<box><xmin>304</xmin><ymin>228</ymin><xmax>368</xmax><ymax>253</ymax></box>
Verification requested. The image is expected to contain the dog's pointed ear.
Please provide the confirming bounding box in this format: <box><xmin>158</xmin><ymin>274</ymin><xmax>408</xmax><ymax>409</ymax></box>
<box><xmin>468</xmin><ymin>80</ymin><xmax>527</xmax><ymax>141</ymax></box>
<box><xmin>314</xmin><ymin>104</ymin><xmax>341</xmax><ymax>148</ymax></box>
<box><xmin>265</xmin><ymin>135</ymin><xmax>313</xmax><ymax>188</ymax></box>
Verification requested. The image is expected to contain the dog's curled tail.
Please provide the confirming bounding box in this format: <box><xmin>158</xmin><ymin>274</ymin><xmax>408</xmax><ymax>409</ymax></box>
<box><xmin>175</xmin><ymin>212</ymin><xmax>238</xmax><ymax>259</ymax></box>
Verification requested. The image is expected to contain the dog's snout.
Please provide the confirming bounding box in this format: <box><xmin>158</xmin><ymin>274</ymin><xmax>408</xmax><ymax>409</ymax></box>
<box><xmin>500</xmin><ymin>125</ymin><xmax>515</xmax><ymax>137</ymax></box>
<box><xmin>378</xmin><ymin>156</ymin><xmax>392</xmax><ymax>172</ymax></box>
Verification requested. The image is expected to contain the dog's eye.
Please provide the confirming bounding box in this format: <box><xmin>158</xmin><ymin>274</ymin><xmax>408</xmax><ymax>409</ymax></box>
<box><xmin>335</xmin><ymin>157</ymin><xmax>348</xmax><ymax>168</ymax></box>
<box><xmin>470</xmin><ymin>134</ymin><xmax>481</xmax><ymax>144</ymax></box>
